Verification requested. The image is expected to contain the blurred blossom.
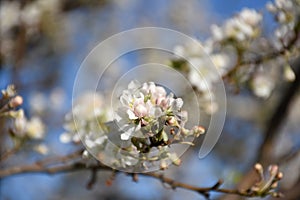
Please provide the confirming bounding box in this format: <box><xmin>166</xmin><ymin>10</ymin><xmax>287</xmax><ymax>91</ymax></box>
<box><xmin>0</xmin><ymin>1</ymin><xmax>20</xmax><ymax>35</ymax></box>
<box><xmin>29</xmin><ymin>92</ymin><xmax>47</xmax><ymax>114</ymax></box>
<box><xmin>26</xmin><ymin>117</ymin><xmax>45</xmax><ymax>139</ymax></box>
<box><xmin>21</xmin><ymin>3</ymin><xmax>41</xmax><ymax>27</ymax></box>
<box><xmin>61</xmin><ymin>92</ymin><xmax>111</xmax><ymax>144</ymax></box>
<box><xmin>71</xmin><ymin>92</ymin><xmax>108</xmax><ymax>120</ymax></box>
<box><xmin>174</xmin><ymin>41</ymin><xmax>206</xmax><ymax>58</ymax></box>
<box><xmin>267</xmin><ymin>0</ymin><xmax>300</xmax><ymax>48</ymax></box>
<box><xmin>210</xmin><ymin>8</ymin><xmax>262</xmax><ymax>42</ymax></box>
<box><xmin>29</xmin><ymin>88</ymin><xmax>66</xmax><ymax>115</ymax></box>
<box><xmin>59</xmin><ymin>132</ymin><xmax>73</xmax><ymax>144</ymax></box>
<box><xmin>33</xmin><ymin>143</ymin><xmax>49</xmax><ymax>155</ymax></box>
<box><xmin>50</xmin><ymin>87</ymin><xmax>66</xmax><ymax>110</ymax></box>
<box><xmin>284</xmin><ymin>64</ymin><xmax>296</xmax><ymax>82</ymax></box>
<box><xmin>251</xmin><ymin>72</ymin><xmax>275</xmax><ymax>99</ymax></box>
<box><xmin>1</xmin><ymin>84</ymin><xmax>17</xmax><ymax>98</ymax></box>
<box><xmin>0</xmin><ymin>0</ymin><xmax>62</xmax><ymax>62</ymax></box>
<box><xmin>13</xmin><ymin>109</ymin><xmax>27</xmax><ymax>137</ymax></box>
<box><xmin>171</xmin><ymin>0</ymin><xmax>300</xmax><ymax>103</ymax></box>
<box><xmin>10</xmin><ymin>108</ymin><xmax>45</xmax><ymax>139</ymax></box>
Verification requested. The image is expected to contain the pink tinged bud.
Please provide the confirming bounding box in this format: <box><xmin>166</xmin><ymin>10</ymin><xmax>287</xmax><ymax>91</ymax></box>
<box><xmin>159</xmin><ymin>99</ymin><xmax>168</xmax><ymax>108</ymax></box>
<box><xmin>134</xmin><ymin>104</ymin><xmax>148</xmax><ymax>118</ymax></box>
<box><xmin>160</xmin><ymin>160</ymin><xmax>168</xmax><ymax>170</ymax></box>
<box><xmin>9</xmin><ymin>95</ymin><xmax>23</xmax><ymax>108</ymax></box>
<box><xmin>277</xmin><ymin>172</ymin><xmax>283</xmax><ymax>179</ymax></box>
<box><xmin>167</xmin><ymin>117</ymin><xmax>177</xmax><ymax>126</ymax></box>
<box><xmin>193</xmin><ymin>126</ymin><xmax>205</xmax><ymax>134</ymax></box>
<box><xmin>254</xmin><ymin>163</ymin><xmax>263</xmax><ymax>172</ymax></box>
<box><xmin>141</xmin><ymin>118</ymin><xmax>149</xmax><ymax>126</ymax></box>
<box><xmin>156</xmin><ymin>97</ymin><xmax>164</xmax><ymax>105</ymax></box>
<box><xmin>269</xmin><ymin>165</ymin><xmax>279</xmax><ymax>176</ymax></box>
<box><xmin>271</xmin><ymin>182</ymin><xmax>278</xmax><ymax>189</ymax></box>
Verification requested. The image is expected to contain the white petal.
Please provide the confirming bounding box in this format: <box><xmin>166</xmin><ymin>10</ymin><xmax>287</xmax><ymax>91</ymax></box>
<box><xmin>59</xmin><ymin>132</ymin><xmax>72</xmax><ymax>143</ymax></box>
<box><xmin>121</xmin><ymin>132</ymin><xmax>131</xmax><ymax>140</ymax></box>
<box><xmin>95</xmin><ymin>135</ymin><xmax>107</xmax><ymax>145</ymax></box>
<box><xmin>128</xmin><ymin>80</ymin><xmax>140</xmax><ymax>90</ymax></box>
<box><xmin>85</xmin><ymin>139</ymin><xmax>96</xmax><ymax>148</ymax></box>
<box><xmin>172</xmin><ymin>98</ymin><xmax>183</xmax><ymax>111</ymax></box>
<box><xmin>127</xmin><ymin>109</ymin><xmax>137</xmax><ymax>119</ymax></box>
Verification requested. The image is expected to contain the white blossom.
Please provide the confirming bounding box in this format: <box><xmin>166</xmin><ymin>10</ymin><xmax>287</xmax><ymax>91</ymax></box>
<box><xmin>116</xmin><ymin>81</ymin><xmax>184</xmax><ymax>140</ymax></box>
<box><xmin>61</xmin><ymin>92</ymin><xmax>110</xmax><ymax>144</ymax></box>
<box><xmin>284</xmin><ymin>65</ymin><xmax>296</xmax><ymax>82</ymax></box>
<box><xmin>0</xmin><ymin>1</ymin><xmax>20</xmax><ymax>35</ymax></box>
<box><xmin>239</xmin><ymin>8</ymin><xmax>262</xmax><ymax>26</ymax></box>
<box><xmin>13</xmin><ymin>110</ymin><xmax>27</xmax><ymax>137</ymax></box>
<box><xmin>20</xmin><ymin>3</ymin><xmax>41</xmax><ymax>27</ymax></box>
<box><xmin>252</xmin><ymin>73</ymin><xmax>275</xmax><ymax>99</ymax></box>
<box><xmin>33</xmin><ymin>144</ymin><xmax>49</xmax><ymax>155</ymax></box>
<box><xmin>26</xmin><ymin>117</ymin><xmax>45</xmax><ymax>139</ymax></box>
<box><xmin>211</xmin><ymin>8</ymin><xmax>262</xmax><ymax>42</ymax></box>
<box><xmin>29</xmin><ymin>92</ymin><xmax>47</xmax><ymax>114</ymax></box>
<box><xmin>59</xmin><ymin>132</ymin><xmax>73</xmax><ymax>143</ymax></box>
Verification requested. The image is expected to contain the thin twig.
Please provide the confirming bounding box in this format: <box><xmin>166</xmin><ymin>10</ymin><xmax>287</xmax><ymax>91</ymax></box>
<box><xmin>0</xmin><ymin>153</ymin><xmax>263</xmax><ymax>198</ymax></box>
<box><xmin>0</xmin><ymin>146</ymin><xmax>21</xmax><ymax>162</ymax></box>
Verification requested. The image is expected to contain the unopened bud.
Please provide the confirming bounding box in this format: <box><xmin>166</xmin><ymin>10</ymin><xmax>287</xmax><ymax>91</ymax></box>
<box><xmin>254</xmin><ymin>163</ymin><xmax>263</xmax><ymax>172</ymax></box>
<box><xmin>269</xmin><ymin>165</ymin><xmax>279</xmax><ymax>176</ymax></box>
<box><xmin>284</xmin><ymin>64</ymin><xmax>295</xmax><ymax>82</ymax></box>
<box><xmin>271</xmin><ymin>182</ymin><xmax>278</xmax><ymax>189</ymax></box>
<box><xmin>193</xmin><ymin>126</ymin><xmax>205</xmax><ymax>136</ymax></box>
<box><xmin>172</xmin><ymin>158</ymin><xmax>182</xmax><ymax>166</ymax></box>
<box><xmin>167</xmin><ymin>116</ymin><xmax>177</xmax><ymax>126</ymax></box>
<box><xmin>160</xmin><ymin>160</ymin><xmax>168</xmax><ymax>170</ymax></box>
<box><xmin>9</xmin><ymin>95</ymin><xmax>23</xmax><ymax>108</ymax></box>
<box><xmin>169</xmin><ymin>153</ymin><xmax>181</xmax><ymax>166</ymax></box>
<box><xmin>276</xmin><ymin>172</ymin><xmax>283</xmax><ymax>180</ymax></box>
<box><xmin>272</xmin><ymin>192</ymin><xmax>283</xmax><ymax>198</ymax></box>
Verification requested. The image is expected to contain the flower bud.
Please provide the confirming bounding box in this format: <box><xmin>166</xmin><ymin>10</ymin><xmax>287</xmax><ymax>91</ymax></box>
<box><xmin>284</xmin><ymin>64</ymin><xmax>295</xmax><ymax>82</ymax></box>
<box><xmin>269</xmin><ymin>165</ymin><xmax>279</xmax><ymax>176</ymax></box>
<box><xmin>254</xmin><ymin>163</ymin><xmax>263</xmax><ymax>173</ymax></box>
<box><xmin>271</xmin><ymin>182</ymin><xmax>278</xmax><ymax>189</ymax></box>
<box><xmin>167</xmin><ymin>116</ymin><xmax>178</xmax><ymax>126</ymax></box>
<box><xmin>9</xmin><ymin>95</ymin><xmax>23</xmax><ymax>108</ymax></box>
<box><xmin>276</xmin><ymin>172</ymin><xmax>283</xmax><ymax>180</ymax></box>
<box><xmin>169</xmin><ymin>153</ymin><xmax>181</xmax><ymax>166</ymax></box>
<box><xmin>192</xmin><ymin>126</ymin><xmax>205</xmax><ymax>136</ymax></box>
<box><xmin>160</xmin><ymin>160</ymin><xmax>168</xmax><ymax>170</ymax></box>
<box><xmin>134</xmin><ymin>104</ymin><xmax>148</xmax><ymax>118</ymax></box>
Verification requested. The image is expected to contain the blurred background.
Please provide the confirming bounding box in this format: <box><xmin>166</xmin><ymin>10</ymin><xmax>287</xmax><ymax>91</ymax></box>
<box><xmin>1</xmin><ymin>0</ymin><xmax>299</xmax><ymax>199</ymax></box>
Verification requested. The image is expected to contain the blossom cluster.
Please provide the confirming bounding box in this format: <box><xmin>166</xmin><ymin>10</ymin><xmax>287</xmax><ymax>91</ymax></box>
<box><xmin>211</xmin><ymin>8</ymin><xmax>262</xmax><ymax>42</ymax></box>
<box><xmin>62</xmin><ymin>82</ymin><xmax>205</xmax><ymax>171</ymax></box>
<box><xmin>250</xmin><ymin>163</ymin><xmax>284</xmax><ymax>197</ymax></box>
<box><xmin>267</xmin><ymin>0</ymin><xmax>300</xmax><ymax>46</ymax></box>
<box><xmin>0</xmin><ymin>0</ymin><xmax>61</xmax><ymax>62</ymax></box>
<box><xmin>171</xmin><ymin>1</ymin><xmax>300</xmax><ymax>105</ymax></box>
<box><xmin>60</xmin><ymin>92</ymin><xmax>111</xmax><ymax>145</ymax></box>
<box><xmin>0</xmin><ymin>85</ymin><xmax>47</xmax><ymax>154</ymax></box>
<box><xmin>116</xmin><ymin>81</ymin><xmax>185</xmax><ymax>141</ymax></box>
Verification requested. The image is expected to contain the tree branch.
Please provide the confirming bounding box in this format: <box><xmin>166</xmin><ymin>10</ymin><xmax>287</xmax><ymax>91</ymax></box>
<box><xmin>258</xmin><ymin>57</ymin><xmax>300</xmax><ymax>166</ymax></box>
<box><xmin>0</xmin><ymin>150</ymin><xmax>277</xmax><ymax>199</ymax></box>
